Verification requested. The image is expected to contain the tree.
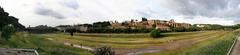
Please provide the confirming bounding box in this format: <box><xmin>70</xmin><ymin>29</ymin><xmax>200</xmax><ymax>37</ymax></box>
<box><xmin>1</xmin><ymin>24</ymin><xmax>16</xmax><ymax>40</ymax></box>
<box><xmin>142</xmin><ymin>17</ymin><xmax>148</xmax><ymax>21</ymax></box>
<box><xmin>27</xmin><ymin>25</ymin><xmax>58</xmax><ymax>33</ymax></box>
<box><xmin>187</xmin><ymin>26</ymin><xmax>200</xmax><ymax>31</ymax></box>
<box><xmin>150</xmin><ymin>29</ymin><xmax>161</xmax><ymax>38</ymax></box>
<box><xmin>93</xmin><ymin>46</ymin><xmax>115</xmax><ymax>55</ymax></box>
<box><xmin>93</xmin><ymin>21</ymin><xmax>111</xmax><ymax>27</ymax></box>
<box><xmin>0</xmin><ymin>6</ymin><xmax>25</xmax><ymax>31</ymax></box>
<box><xmin>66</xmin><ymin>28</ymin><xmax>76</xmax><ymax>36</ymax></box>
<box><xmin>171</xmin><ymin>27</ymin><xmax>187</xmax><ymax>32</ymax></box>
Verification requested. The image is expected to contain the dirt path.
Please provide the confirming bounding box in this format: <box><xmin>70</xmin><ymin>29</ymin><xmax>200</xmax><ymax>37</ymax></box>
<box><xmin>230</xmin><ymin>37</ymin><xmax>240</xmax><ymax>55</ymax></box>
<box><xmin>118</xmin><ymin>32</ymin><xmax>228</xmax><ymax>55</ymax></box>
<box><xmin>64</xmin><ymin>42</ymin><xmax>94</xmax><ymax>51</ymax></box>
<box><xmin>47</xmin><ymin>38</ymin><xmax>94</xmax><ymax>51</ymax></box>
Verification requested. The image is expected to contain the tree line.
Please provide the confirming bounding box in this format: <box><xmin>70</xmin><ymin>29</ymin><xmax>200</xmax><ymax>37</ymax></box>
<box><xmin>25</xmin><ymin>21</ymin><xmax>240</xmax><ymax>34</ymax></box>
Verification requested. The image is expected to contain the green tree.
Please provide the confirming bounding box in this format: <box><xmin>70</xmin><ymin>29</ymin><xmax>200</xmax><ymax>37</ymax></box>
<box><xmin>188</xmin><ymin>26</ymin><xmax>200</xmax><ymax>31</ymax></box>
<box><xmin>1</xmin><ymin>24</ymin><xmax>16</xmax><ymax>40</ymax></box>
<box><xmin>142</xmin><ymin>17</ymin><xmax>148</xmax><ymax>21</ymax></box>
<box><xmin>0</xmin><ymin>7</ymin><xmax>25</xmax><ymax>31</ymax></box>
<box><xmin>150</xmin><ymin>29</ymin><xmax>161</xmax><ymax>38</ymax></box>
<box><xmin>171</xmin><ymin>27</ymin><xmax>187</xmax><ymax>32</ymax></box>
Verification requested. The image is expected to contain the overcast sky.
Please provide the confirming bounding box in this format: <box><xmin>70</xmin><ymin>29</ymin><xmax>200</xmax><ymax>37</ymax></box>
<box><xmin>1</xmin><ymin>0</ymin><xmax>240</xmax><ymax>26</ymax></box>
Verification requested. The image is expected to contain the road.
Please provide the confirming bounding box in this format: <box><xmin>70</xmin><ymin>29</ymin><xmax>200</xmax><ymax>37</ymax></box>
<box><xmin>47</xmin><ymin>38</ymin><xmax>94</xmax><ymax>51</ymax></box>
<box><xmin>230</xmin><ymin>37</ymin><xmax>240</xmax><ymax>55</ymax></box>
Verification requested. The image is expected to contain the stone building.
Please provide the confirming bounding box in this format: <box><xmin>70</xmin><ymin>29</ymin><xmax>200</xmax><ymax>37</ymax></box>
<box><xmin>74</xmin><ymin>25</ymin><xmax>89</xmax><ymax>32</ymax></box>
<box><xmin>110</xmin><ymin>18</ymin><xmax>191</xmax><ymax>30</ymax></box>
<box><xmin>56</xmin><ymin>25</ymin><xmax>89</xmax><ymax>32</ymax></box>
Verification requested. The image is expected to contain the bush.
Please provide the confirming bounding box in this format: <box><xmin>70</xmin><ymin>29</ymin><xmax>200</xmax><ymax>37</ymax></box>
<box><xmin>1</xmin><ymin>24</ymin><xmax>16</xmax><ymax>40</ymax></box>
<box><xmin>93</xmin><ymin>46</ymin><xmax>115</xmax><ymax>55</ymax></box>
<box><xmin>150</xmin><ymin>29</ymin><xmax>161</xmax><ymax>38</ymax></box>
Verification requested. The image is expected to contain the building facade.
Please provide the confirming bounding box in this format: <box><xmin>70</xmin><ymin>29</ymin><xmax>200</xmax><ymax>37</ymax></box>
<box><xmin>110</xmin><ymin>19</ymin><xmax>191</xmax><ymax>30</ymax></box>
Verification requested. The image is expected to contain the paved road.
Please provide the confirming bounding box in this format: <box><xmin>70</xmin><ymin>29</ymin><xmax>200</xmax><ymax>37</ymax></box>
<box><xmin>230</xmin><ymin>37</ymin><xmax>240</xmax><ymax>55</ymax></box>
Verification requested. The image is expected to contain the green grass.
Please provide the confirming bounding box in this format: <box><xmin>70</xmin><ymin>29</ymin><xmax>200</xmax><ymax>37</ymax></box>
<box><xmin>74</xmin><ymin>31</ymin><xmax>207</xmax><ymax>38</ymax></box>
<box><xmin>46</xmin><ymin>31</ymin><xmax>223</xmax><ymax>48</ymax></box>
<box><xmin>0</xmin><ymin>32</ymin><xmax>92</xmax><ymax>55</ymax></box>
<box><xmin>142</xmin><ymin>31</ymin><xmax>237</xmax><ymax>55</ymax></box>
<box><xmin>0</xmin><ymin>31</ymin><xmax>236</xmax><ymax>55</ymax></box>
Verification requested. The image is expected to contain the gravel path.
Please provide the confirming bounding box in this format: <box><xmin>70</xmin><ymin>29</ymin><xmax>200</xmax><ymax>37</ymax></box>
<box><xmin>230</xmin><ymin>37</ymin><xmax>240</xmax><ymax>55</ymax></box>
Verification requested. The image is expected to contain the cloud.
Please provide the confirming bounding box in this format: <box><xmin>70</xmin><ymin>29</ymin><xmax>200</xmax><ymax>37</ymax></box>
<box><xmin>234</xmin><ymin>20</ymin><xmax>240</xmax><ymax>24</ymax></box>
<box><xmin>34</xmin><ymin>3</ymin><xmax>65</xmax><ymax>19</ymax></box>
<box><xmin>1</xmin><ymin>0</ymin><xmax>240</xmax><ymax>26</ymax></box>
<box><xmin>163</xmin><ymin>0</ymin><xmax>240</xmax><ymax>18</ymax></box>
<box><xmin>59</xmin><ymin>0</ymin><xmax>80</xmax><ymax>10</ymax></box>
<box><xmin>173</xmin><ymin>16</ymin><xmax>234</xmax><ymax>25</ymax></box>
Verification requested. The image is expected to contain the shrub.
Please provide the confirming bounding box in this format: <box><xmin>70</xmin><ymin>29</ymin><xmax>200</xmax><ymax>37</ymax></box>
<box><xmin>93</xmin><ymin>46</ymin><xmax>115</xmax><ymax>55</ymax></box>
<box><xmin>150</xmin><ymin>29</ymin><xmax>161</xmax><ymax>38</ymax></box>
<box><xmin>1</xmin><ymin>24</ymin><xmax>16</xmax><ymax>40</ymax></box>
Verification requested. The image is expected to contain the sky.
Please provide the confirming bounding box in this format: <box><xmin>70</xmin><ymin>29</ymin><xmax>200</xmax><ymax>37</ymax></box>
<box><xmin>0</xmin><ymin>0</ymin><xmax>240</xmax><ymax>26</ymax></box>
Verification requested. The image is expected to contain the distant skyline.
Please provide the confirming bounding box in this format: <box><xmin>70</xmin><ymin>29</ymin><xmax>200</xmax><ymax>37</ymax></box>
<box><xmin>1</xmin><ymin>0</ymin><xmax>240</xmax><ymax>26</ymax></box>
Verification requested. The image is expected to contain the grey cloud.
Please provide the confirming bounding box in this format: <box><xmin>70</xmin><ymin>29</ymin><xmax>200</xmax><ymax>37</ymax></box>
<box><xmin>136</xmin><ymin>5</ymin><xmax>163</xmax><ymax>18</ymax></box>
<box><xmin>234</xmin><ymin>20</ymin><xmax>240</xmax><ymax>24</ymax></box>
<box><xmin>60</xmin><ymin>0</ymin><xmax>79</xmax><ymax>10</ymax></box>
<box><xmin>166</xmin><ymin>0</ymin><xmax>240</xmax><ymax>18</ymax></box>
<box><xmin>34</xmin><ymin>4</ymin><xmax>65</xmax><ymax>19</ymax></box>
<box><xmin>137</xmin><ymin>11</ymin><xmax>152</xmax><ymax>18</ymax></box>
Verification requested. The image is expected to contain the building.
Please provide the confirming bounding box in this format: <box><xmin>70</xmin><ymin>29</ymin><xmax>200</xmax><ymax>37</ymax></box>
<box><xmin>110</xmin><ymin>21</ymin><xmax>127</xmax><ymax>29</ymax></box>
<box><xmin>56</xmin><ymin>25</ymin><xmax>89</xmax><ymax>32</ymax></box>
<box><xmin>55</xmin><ymin>25</ymin><xmax>72</xmax><ymax>32</ymax></box>
<box><xmin>110</xmin><ymin>18</ymin><xmax>191</xmax><ymax>30</ymax></box>
<box><xmin>74</xmin><ymin>25</ymin><xmax>88</xmax><ymax>32</ymax></box>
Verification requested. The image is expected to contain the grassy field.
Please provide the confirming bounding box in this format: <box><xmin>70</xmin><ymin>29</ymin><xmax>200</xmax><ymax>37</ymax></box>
<box><xmin>0</xmin><ymin>32</ymin><xmax>92</xmax><ymax>55</ymax></box>
<box><xmin>42</xmin><ymin>30</ymin><xmax>236</xmax><ymax>55</ymax></box>
<box><xmin>42</xmin><ymin>31</ymin><xmax>230</xmax><ymax>54</ymax></box>
<box><xmin>46</xmin><ymin>31</ymin><xmax>222</xmax><ymax>49</ymax></box>
<box><xmin>0</xmin><ymin>30</ymin><xmax>236</xmax><ymax>55</ymax></box>
<box><xmin>142</xmin><ymin>30</ymin><xmax>239</xmax><ymax>55</ymax></box>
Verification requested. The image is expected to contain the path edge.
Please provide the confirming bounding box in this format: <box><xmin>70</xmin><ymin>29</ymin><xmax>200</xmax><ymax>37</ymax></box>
<box><xmin>227</xmin><ymin>36</ymin><xmax>238</xmax><ymax>55</ymax></box>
